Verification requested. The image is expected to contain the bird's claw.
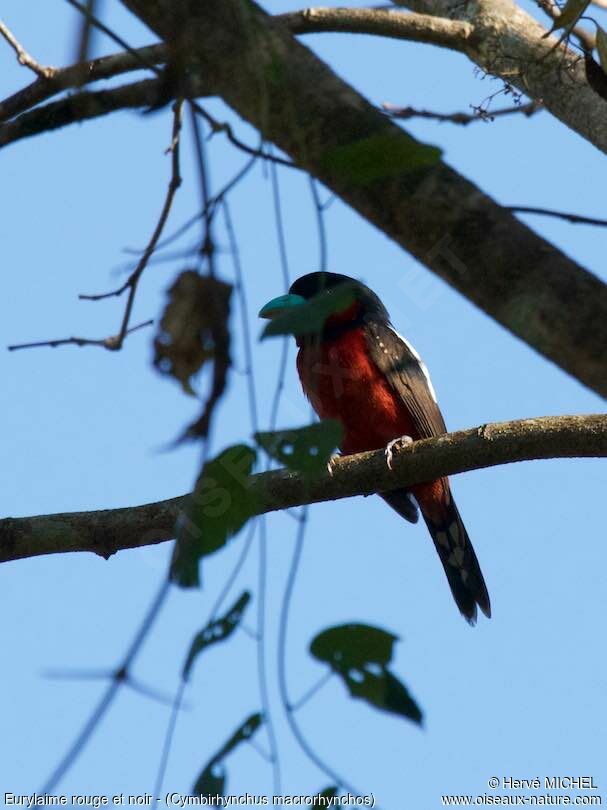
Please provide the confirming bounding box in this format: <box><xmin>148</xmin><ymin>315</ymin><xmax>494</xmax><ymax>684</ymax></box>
<box><xmin>326</xmin><ymin>453</ymin><xmax>341</xmax><ymax>476</ymax></box>
<box><xmin>385</xmin><ymin>435</ymin><xmax>413</xmax><ymax>470</ymax></box>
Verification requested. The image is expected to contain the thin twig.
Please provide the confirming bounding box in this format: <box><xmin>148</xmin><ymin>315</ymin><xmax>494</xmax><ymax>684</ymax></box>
<box><xmin>124</xmin><ymin>154</ymin><xmax>258</xmax><ymax>257</ymax></box>
<box><xmin>277</xmin><ymin>508</ymin><xmax>362</xmax><ymax>794</ymax></box>
<box><xmin>222</xmin><ymin>198</ymin><xmax>282</xmax><ymax>792</ymax></box>
<box><xmin>383</xmin><ymin>99</ymin><xmax>543</xmax><ymax>124</ymax></box>
<box><xmin>63</xmin><ymin>0</ymin><xmax>161</xmax><ymax>74</ymax></box>
<box><xmin>112</xmin><ymin>98</ymin><xmax>183</xmax><ymax>346</ymax></box>
<box><xmin>41</xmin><ymin>577</ymin><xmax>171</xmax><ymax>791</ymax></box>
<box><xmin>0</xmin><ymin>43</ymin><xmax>166</xmax><ymax>124</ymax></box>
<box><xmin>7</xmin><ymin>318</ymin><xmax>153</xmax><ymax>352</ymax></box>
<box><xmin>268</xmin><ymin>154</ymin><xmax>292</xmax><ymax>435</ymax></box>
<box><xmin>507</xmin><ymin>205</ymin><xmax>607</xmax><ymax>227</ymax></box>
<box><xmin>0</xmin><ymin>19</ymin><xmax>56</xmax><ymax>79</ymax></box>
<box><xmin>153</xmin><ymin>521</ymin><xmax>258</xmax><ymax>800</ymax></box>
<box><xmin>77</xmin><ymin>99</ymin><xmax>183</xmax><ymax>338</ymax></box>
<box><xmin>223</xmin><ymin>200</ymin><xmax>259</xmax><ymax>431</ymax></box>
<box><xmin>8</xmin><ymin>99</ymin><xmax>182</xmax><ymax>354</ymax></box>
<box><xmin>75</xmin><ymin>0</ymin><xmax>97</xmax><ymax>71</ymax></box>
<box><xmin>189</xmin><ymin>103</ymin><xmax>216</xmax><ymax>276</ymax></box>
<box><xmin>193</xmin><ymin>103</ymin><xmax>298</xmax><ymax>170</ymax></box>
<box><xmin>309</xmin><ymin>176</ymin><xmax>329</xmax><ymax>273</ymax></box>
<box><xmin>256</xmin><ymin>517</ymin><xmax>282</xmax><ymax>793</ymax></box>
<box><xmin>290</xmin><ymin>670</ymin><xmax>334</xmax><ymax>712</ymax></box>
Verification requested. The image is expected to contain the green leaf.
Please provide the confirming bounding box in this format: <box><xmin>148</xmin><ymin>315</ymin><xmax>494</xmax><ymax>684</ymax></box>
<box><xmin>310</xmin><ymin>623</ymin><xmax>398</xmax><ymax>671</ymax></box>
<box><xmin>342</xmin><ymin>667</ymin><xmax>423</xmax><ymax>724</ymax></box>
<box><xmin>192</xmin><ymin>762</ymin><xmax>226</xmax><ymax>801</ymax></box>
<box><xmin>317</xmin><ymin>787</ymin><xmax>339</xmax><ymax>799</ymax></box>
<box><xmin>261</xmin><ymin>283</ymin><xmax>356</xmax><ymax>339</ymax></box>
<box><xmin>214</xmin><ymin>712</ymin><xmax>263</xmax><ymax>763</ymax></box>
<box><xmin>191</xmin><ymin>713</ymin><xmax>263</xmax><ymax>800</ymax></box>
<box><xmin>310</xmin><ymin>623</ymin><xmax>422</xmax><ymax>725</ymax></box>
<box><xmin>323</xmin><ymin>132</ymin><xmax>441</xmax><ymax>185</ymax></box>
<box><xmin>548</xmin><ymin>0</ymin><xmax>589</xmax><ymax>32</ymax></box>
<box><xmin>255</xmin><ymin>420</ymin><xmax>342</xmax><ymax>480</ymax></box>
<box><xmin>183</xmin><ymin>591</ymin><xmax>252</xmax><ymax>680</ymax></box>
<box><xmin>596</xmin><ymin>26</ymin><xmax>607</xmax><ymax>73</ymax></box>
<box><xmin>171</xmin><ymin>445</ymin><xmax>258</xmax><ymax>588</ymax></box>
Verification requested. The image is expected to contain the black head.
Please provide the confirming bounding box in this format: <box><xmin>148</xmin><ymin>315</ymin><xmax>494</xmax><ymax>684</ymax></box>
<box><xmin>288</xmin><ymin>272</ymin><xmax>390</xmax><ymax>322</ymax></box>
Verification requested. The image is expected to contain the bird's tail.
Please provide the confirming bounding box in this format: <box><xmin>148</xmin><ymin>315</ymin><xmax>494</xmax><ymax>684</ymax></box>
<box><xmin>417</xmin><ymin>482</ymin><xmax>491</xmax><ymax>624</ymax></box>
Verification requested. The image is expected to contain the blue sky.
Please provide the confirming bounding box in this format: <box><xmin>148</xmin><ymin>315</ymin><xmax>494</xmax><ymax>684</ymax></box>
<box><xmin>1</xmin><ymin>0</ymin><xmax>606</xmax><ymax>806</ymax></box>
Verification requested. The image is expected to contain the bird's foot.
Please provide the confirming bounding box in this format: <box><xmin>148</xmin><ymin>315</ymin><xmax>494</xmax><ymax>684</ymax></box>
<box><xmin>326</xmin><ymin>453</ymin><xmax>341</xmax><ymax>476</ymax></box>
<box><xmin>385</xmin><ymin>435</ymin><xmax>413</xmax><ymax>470</ymax></box>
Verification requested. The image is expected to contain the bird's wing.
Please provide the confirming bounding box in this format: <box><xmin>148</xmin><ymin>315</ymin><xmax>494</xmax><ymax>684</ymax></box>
<box><xmin>363</xmin><ymin>320</ymin><xmax>447</xmax><ymax>439</ymax></box>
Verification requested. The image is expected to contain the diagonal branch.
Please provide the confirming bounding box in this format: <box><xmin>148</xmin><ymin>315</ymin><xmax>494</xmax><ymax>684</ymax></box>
<box><xmin>0</xmin><ymin>43</ymin><xmax>166</xmax><ymax>123</ymax></box>
<box><xmin>118</xmin><ymin>0</ymin><xmax>607</xmax><ymax>399</ymax></box>
<box><xmin>0</xmin><ymin>19</ymin><xmax>56</xmax><ymax>79</ymax></box>
<box><xmin>1</xmin><ymin>415</ymin><xmax>605</xmax><ymax>564</ymax></box>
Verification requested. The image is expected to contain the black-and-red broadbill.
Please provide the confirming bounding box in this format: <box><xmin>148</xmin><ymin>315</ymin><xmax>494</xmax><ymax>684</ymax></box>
<box><xmin>259</xmin><ymin>271</ymin><xmax>490</xmax><ymax>624</ymax></box>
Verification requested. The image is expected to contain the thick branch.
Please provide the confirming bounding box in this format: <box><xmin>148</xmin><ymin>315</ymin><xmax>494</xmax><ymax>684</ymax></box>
<box><xmin>1</xmin><ymin>415</ymin><xmax>605</xmax><ymax>564</ymax></box>
<box><xmin>118</xmin><ymin>0</ymin><xmax>607</xmax><ymax>398</ymax></box>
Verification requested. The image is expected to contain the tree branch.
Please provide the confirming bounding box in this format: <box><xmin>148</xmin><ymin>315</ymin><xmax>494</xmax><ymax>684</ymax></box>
<box><xmin>117</xmin><ymin>0</ymin><xmax>607</xmax><ymax>399</ymax></box>
<box><xmin>0</xmin><ymin>78</ymin><xmax>163</xmax><ymax>148</ymax></box>
<box><xmin>0</xmin><ymin>19</ymin><xmax>56</xmax><ymax>79</ymax></box>
<box><xmin>382</xmin><ymin>99</ymin><xmax>542</xmax><ymax>124</ymax></box>
<box><xmin>0</xmin><ymin>43</ymin><xmax>166</xmax><ymax>123</ymax></box>
<box><xmin>2</xmin><ymin>415</ymin><xmax>605</xmax><ymax>564</ymax></box>
<box><xmin>277</xmin><ymin>7</ymin><xmax>473</xmax><ymax>51</ymax></box>
<box><xmin>3</xmin><ymin>2</ymin><xmax>607</xmax><ymax>394</ymax></box>
<box><xmin>291</xmin><ymin>3</ymin><xmax>607</xmax><ymax>155</ymax></box>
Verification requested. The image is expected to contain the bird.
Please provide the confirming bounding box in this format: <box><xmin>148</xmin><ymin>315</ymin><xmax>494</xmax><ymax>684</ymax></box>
<box><xmin>259</xmin><ymin>271</ymin><xmax>491</xmax><ymax>623</ymax></box>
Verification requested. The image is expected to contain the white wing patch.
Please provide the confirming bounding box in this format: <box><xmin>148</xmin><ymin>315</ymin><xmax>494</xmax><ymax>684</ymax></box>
<box><xmin>387</xmin><ymin>326</ymin><xmax>438</xmax><ymax>404</ymax></box>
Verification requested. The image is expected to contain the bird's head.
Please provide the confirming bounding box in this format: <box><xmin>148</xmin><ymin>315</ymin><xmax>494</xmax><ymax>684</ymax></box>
<box><xmin>258</xmin><ymin>272</ymin><xmax>389</xmax><ymax>341</ymax></box>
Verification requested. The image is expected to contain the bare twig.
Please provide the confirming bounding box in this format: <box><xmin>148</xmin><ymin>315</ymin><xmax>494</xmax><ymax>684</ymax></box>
<box><xmin>41</xmin><ymin>578</ymin><xmax>170</xmax><ymax>791</ymax></box>
<box><xmin>189</xmin><ymin>103</ymin><xmax>216</xmax><ymax>276</ymax></box>
<box><xmin>2</xmin><ymin>415</ymin><xmax>605</xmax><ymax>564</ymax></box>
<box><xmin>124</xmin><ymin>154</ymin><xmax>258</xmax><ymax>257</ymax></box>
<box><xmin>75</xmin><ymin>0</ymin><xmax>97</xmax><ymax>70</ymax></box>
<box><xmin>268</xmin><ymin>155</ymin><xmax>292</xmax><ymax>434</ymax></box>
<box><xmin>77</xmin><ymin>99</ymin><xmax>184</xmax><ymax>347</ymax></box>
<box><xmin>0</xmin><ymin>19</ymin><xmax>57</xmax><ymax>79</ymax></box>
<box><xmin>7</xmin><ymin>99</ymin><xmax>182</xmax><ymax>353</ymax></box>
<box><xmin>193</xmin><ymin>103</ymin><xmax>298</xmax><ymax>170</ymax></box>
<box><xmin>64</xmin><ymin>0</ymin><xmax>160</xmax><ymax>74</ymax></box>
<box><xmin>7</xmin><ymin>319</ymin><xmax>153</xmax><ymax>352</ymax></box>
<box><xmin>383</xmin><ymin>99</ymin><xmax>543</xmax><ymax>124</ymax></box>
<box><xmin>0</xmin><ymin>44</ymin><xmax>166</xmax><ymax>124</ymax></box>
<box><xmin>277</xmin><ymin>506</ymin><xmax>361</xmax><ymax>794</ymax></box>
<box><xmin>507</xmin><ymin>206</ymin><xmax>607</xmax><ymax>227</ymax></box>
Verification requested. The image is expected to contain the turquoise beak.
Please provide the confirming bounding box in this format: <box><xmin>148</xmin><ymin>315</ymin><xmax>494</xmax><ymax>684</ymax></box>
<box><xmin>258</xmin><ymin>293</ymin><xmax>306</xmax><ymax>319</ymax></box>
